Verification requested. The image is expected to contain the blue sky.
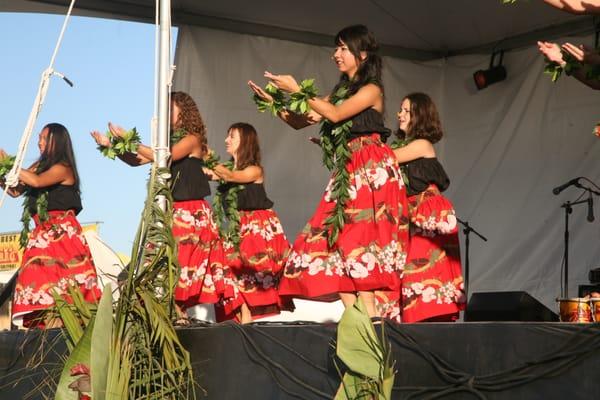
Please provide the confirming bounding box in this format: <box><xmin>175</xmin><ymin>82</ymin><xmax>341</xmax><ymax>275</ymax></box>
<box><xmin>0</xmin><ymin>12</ymin><xmax>176</xmax><ymax>254</ymax></box>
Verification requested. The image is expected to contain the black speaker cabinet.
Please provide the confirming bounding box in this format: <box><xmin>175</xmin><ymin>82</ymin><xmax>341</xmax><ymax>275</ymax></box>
<box><xmin>579</xmin><ymin>284</ymin><xmax>600</xmax><ymax>298</ymax></box>
<box><xmin>465</xmin><ymin>291</ymin><xmax>558</xmax><ymax>322</ymax></box>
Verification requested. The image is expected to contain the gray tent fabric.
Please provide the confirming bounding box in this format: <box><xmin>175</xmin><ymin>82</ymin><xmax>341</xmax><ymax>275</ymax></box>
<box><xmin>1</xmin><ymin>1</ymin><xmax>592</xmax><ymax>59</ymax></box>
<box><xmin>174</xmin><ymin>25</ymin><xmax>600</xmax><ymax>311</ymax></box>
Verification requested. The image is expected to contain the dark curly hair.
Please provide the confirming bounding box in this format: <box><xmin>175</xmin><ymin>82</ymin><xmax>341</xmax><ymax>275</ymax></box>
<box><xmin>396</xmin><ymin>92</ymin><xmax>443</xmax><ymax>144</ymax></box>
<box><xmin>331</xmin><ymin>25</ymin><xmax>383</xmax><ymax>98</ymax></box>
<box><xmin>228</xmin><ymin>122</ymin><xmax>262</xmax><ymax>171</ymax></box>
<box><xmin>171</xmin><ymin>91</ymin><xmax>208</xmax><ymax>154</ymax></box>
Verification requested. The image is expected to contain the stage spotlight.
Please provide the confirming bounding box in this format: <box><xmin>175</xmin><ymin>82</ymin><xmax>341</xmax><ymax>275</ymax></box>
<box><xmin>473</xmin><ymin>51</ymin><xmax>507</xmax><ymax>90</ymax></box>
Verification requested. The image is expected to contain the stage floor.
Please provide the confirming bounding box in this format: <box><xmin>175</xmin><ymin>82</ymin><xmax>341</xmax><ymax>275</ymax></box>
<box><xmin>1</xmin><ymin>321</ymin><xmax>599</xmax><ymax>399</ymax></box>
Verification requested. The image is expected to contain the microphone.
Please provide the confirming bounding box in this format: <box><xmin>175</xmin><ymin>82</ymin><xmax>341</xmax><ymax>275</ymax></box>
<box><xmin>552</xmin><ymin>177</ymin><xmax>581</xmax><ymax>195</ymax></box>
<box><xmin>588</xmin><ymin>196</ymin><xmax>595</xmax><ymax>222</ymax></box>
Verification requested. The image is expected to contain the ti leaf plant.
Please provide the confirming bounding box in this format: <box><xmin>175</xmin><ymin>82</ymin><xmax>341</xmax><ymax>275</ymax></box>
<box><xmin>52</xmin><ymin>164</ymin><xmax>194</xmax><ymax>400</ymax></box>
<box><xmin>334</xmin><ymin>299</ymin><xmax>396</xmax><ymax>400</ymax></box>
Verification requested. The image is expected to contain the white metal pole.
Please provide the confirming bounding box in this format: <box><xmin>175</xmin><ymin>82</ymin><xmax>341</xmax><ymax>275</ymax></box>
<box><xmin>156</xmin><ymin>0</ymin><xmax>171</xmax><ymax>211</ymax></box>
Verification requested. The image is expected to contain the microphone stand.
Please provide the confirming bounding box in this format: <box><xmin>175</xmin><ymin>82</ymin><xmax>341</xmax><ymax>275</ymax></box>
<box><xmin>560</xmin><ymin>183</ymin><xmax>600</xmax><ymax>298</ymax></box>
<box><xmin>457</xmin><ymin>217</ymin><xmax>488</xmax><ymax>302</ymax></box>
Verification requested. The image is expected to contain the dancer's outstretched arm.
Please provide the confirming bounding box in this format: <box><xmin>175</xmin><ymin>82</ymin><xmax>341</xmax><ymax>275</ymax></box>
<box><xmin>542</xmin><ymin>0</ymin><xmax>600</xmax><ymax>14</ymax></box>
<box><xmin>18</xmin><ymin>164</ymin><xmax>73</xmax><ymax>188</ymax></box>
<box><xmin>263</xmin><ymin>71</ymin><xmax>382</xmax><ymax>123</ymax></box>
<box><xmin>538</xmin><ymin>41</ymin><xmax>600</xmax><ymax>89</ymax></box>
<box><xmin>392</xmin><ymin>139</ymin><xmax>436</xmax><ymax>164</ymax></box>
<box><xmin>213</xmin><ymin>165</ymin><xmax>262</xmax><ymax>184</ymax></box>
<box><xmin>248</xmin><ymin>80</ymin><xmax>322</xmax><ymax>130</ymax></box>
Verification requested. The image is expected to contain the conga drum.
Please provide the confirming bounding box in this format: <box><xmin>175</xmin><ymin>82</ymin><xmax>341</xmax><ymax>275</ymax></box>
<box><xmin>557</xmin><ymin>298</ymin><xmax>592</xmax><ymax>323</ymax></box>
<box><xmin>590</xmin><ymin>298</ymin><xmax>600</xmax><ymax>322</ymax></box>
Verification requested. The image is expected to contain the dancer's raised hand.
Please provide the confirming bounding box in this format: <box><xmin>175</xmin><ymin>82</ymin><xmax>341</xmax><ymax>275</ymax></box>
<box><xmin>108</xmin><ymin>122</ymin><xmax>127</xmax><ymax>139</ymax></box>
<box><xmin>90</xmin><ymin>131</ymin><xmax>111</xmax><ymax>147</ymax></box>
<box><xmin>248</xmin><ymin>80</ymin><xmax>274</xmax><ymax>102</ymax></box>
<box><xmin>538</xmin><ymin>41</ymin><xmax>565</xmax><ymax>66</ymax></box>
<box><xmin>264</xmin><ymin>71</ymin><xmax>300</xmax><ymax>93</ymax></box>
<box><xmin>562</xmin><ymin>42</ymin><xmax>600</xmax><ymax>65</ymax></box>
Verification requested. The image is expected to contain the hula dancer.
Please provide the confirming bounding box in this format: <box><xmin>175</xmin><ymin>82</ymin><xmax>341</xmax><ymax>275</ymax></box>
<box><xmin>91</xmin><ymin>91</ymin><xmax>226</xmax><ymax>320</ymax></box>
<box><xmin>385</xmin><ymin>93</ymin><xmax>466</xmax><ymax>322</ymax></box>
<box><xmin>249</xmin><ymin>25</ymin><xmax>408</xmax><ymax>318</ymax></box>
<box><xmin>207</xmin><ymin>123</ymin><xmax>290</xmax><ymax>323</ymax></box>
<box><xmin>1</xmin><ymin>123</ymin><xmax>101</xmax><ymax>328</ymax></box>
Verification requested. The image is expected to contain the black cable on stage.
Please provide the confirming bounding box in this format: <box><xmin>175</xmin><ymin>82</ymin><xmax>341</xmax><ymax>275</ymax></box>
<box><xmin>248</xmin><ymin>325</ymin><xmax>331</xmax><ymax>374</ymax></box>
<box><xmin>384</xmin><ymin>321</ymin><xmax>600</xmax><ymax>399</ymax></box>
<box><xmin>230</xmin><ymin>323</ymin><xmax>335</xmax><ymax>399</ymax></box>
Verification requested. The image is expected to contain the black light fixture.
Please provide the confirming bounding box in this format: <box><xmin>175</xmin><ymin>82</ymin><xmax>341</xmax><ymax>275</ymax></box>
<box><xmin>473</xmin><ymin>50</ymin><xmax>507</xmax><ymax>90</ymax></box>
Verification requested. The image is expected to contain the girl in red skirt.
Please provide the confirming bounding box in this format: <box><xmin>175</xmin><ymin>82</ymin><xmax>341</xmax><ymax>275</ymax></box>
<box><xmin>91</xmin><ymin>92</ymin><xmax>226</xmax><ymax>319</ymax></box>
<box><xmin>389</xmin><ymin>93</ymin><xmax>466</xmax><ymax>322</ymax></box>
<box><xmin>207</xmin><ymin>123</ymin><xmax>290</xmax><ymax>323</ymax></box>
<box><xmin>1</xmin><ymin>123</ymin><xmax>101</xmax><ymax>328</ymax></box>
<box><xmin>249</xmin><ymin>25</ymin><xmax>408</xmax><ymax>318</ymax></box>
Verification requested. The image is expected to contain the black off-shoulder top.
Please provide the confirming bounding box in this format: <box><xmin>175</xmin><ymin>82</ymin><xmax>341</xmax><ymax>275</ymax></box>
<box><xmin>404</xmin><ymin>157</ymin><xmax>450</xmax><ymax>196</ymax></box>
<box><xmin>171</xmin><ymin>157</ymin><xmax>211</xmax><ymax>201</ymax></box>
<box><xmin>348</xmin><ymin>108</ymin><xmax>391</xmax><ymax>142</ymax></box>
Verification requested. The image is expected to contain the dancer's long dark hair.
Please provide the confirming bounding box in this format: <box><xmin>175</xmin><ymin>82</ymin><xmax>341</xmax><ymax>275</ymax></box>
<box><xmin>331</xmin><ymin>25</ymin><xmax>383</xmax><ymax>98</ymax></box>
<box><xmin>36</xmin><ymin>123</ymin><xmax>81</xmax><ymax>192</ymax></box>
<box><xmin>228</xmin><ymin>122</ymin><xmax>262</xmax><ymax>171</ymax></box>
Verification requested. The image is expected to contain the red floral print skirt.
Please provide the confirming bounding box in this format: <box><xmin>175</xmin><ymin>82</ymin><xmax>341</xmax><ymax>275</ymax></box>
<box><xmin>278</xmin><ymin>134</ymin><xmax>409</xmax><ymax>301</ymax></box>
<box><xmin>173</xmin><ymin>199</ymin><xmax>228</xmax><ymax>308</ymax></box>
<box><xmin>12</xmin><ymin>210</ymin><xmax>101</xmax><ymax>327</ymax></box>
<box><xmin>377</xmin><ymin>185</ymin><xmax>466</xmax><ymax>322</ymax></box>
<box><xmin>216</xmin><ymin>209</ymin><xmax>291</xmax><ymax>321</ymax></box>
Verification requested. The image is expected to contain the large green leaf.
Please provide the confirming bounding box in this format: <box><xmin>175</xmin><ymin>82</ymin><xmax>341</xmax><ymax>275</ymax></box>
<box><xmin>51</xmin><ymin>292</ymin><xmax>84</xmax><ymax>350</ymax></box>
<box><xmin>55</xmin><ymin>317</ymin><xmax>95</xmax><ymax>400</ymax></box>
<box><xmin>334</xmin><ymin>369</ymin><xmax>381</xmax><ymax>400</ymax></box>
<box><xmin>336</xmin><ymin>298</ymin><xmax>383</xmax><ymax>379</ymax></box>
<box><xmin>91</xmin><ymin>284</ymin><xmax>114</xmax><ymax>400</ymax></box>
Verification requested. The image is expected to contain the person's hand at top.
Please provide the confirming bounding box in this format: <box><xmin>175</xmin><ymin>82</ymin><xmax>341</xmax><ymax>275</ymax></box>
<box><xmin>90</xmin><ymin>131</ymin><xmax>111</xmax><ymax>147</ymax></box>
<box><xmin>538</xmin><ymin>41</ymin><xmax>566</xmax><ymax>66</ymax></box>
<box><xmin>264</xmin><ymin>71</ymin><xmax>300</xmax><ymax>93</ymax></box>
<box><xmin>0</xmin><ymin>148</ymin><xmax>8</xmax><ymax>160</ymax></box>
<box><xmin>248</xmin><ymin>80</ymin><xmax>275</xmax><ymax>103</ymax></box>
<box><xmin>542</xmin><ymin>0</ymin><xmax>600</xmax><ymax>15</ymax></box>
<box><xmin>108</xmin><ymin>122</ymin><xmax>127</xmax><ymax>139</ymax></box>
<box><xmin>562</xmin><ymin>42</ymin><xmax>600</xmax><ymax>65</ymax></box>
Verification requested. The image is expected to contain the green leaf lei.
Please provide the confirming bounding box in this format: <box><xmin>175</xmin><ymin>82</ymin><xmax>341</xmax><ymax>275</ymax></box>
<box><xmin>212</xmin><ymin>161</ymin><xmax>245</xmax><ymax>247</ymax></box>
<box><xmin>97</xmin><ymin>127</ymin><xmax>141</xmax><ymax>159</ymax></box>
<box><xmin>170</xmin><ymin>128</ymin><xmax>187</xmax><ymax>146</ymax></box>
<box><xmin>390</xmin><ymin>136</ymin><xmax>411</xmax><ymax>189</ymax></box>
<box><xmin>251</xmin><ymin>79</ymin><xmax>354</xmax><ymax>248</ymax></box>
<box><xmin>252</xmin><ymin>79</ymin><xmax>317</xmax><ymax>116</ymax></box>
<box><xmin>203</xmin><ymin>149</ymin><xmax>221</xmax><ymax>170</ymax></box>
<box><xmin>544</xmin><ymin>51</ymin><xmax>583</xmax><ymax>82</ymax></box>
<box><xmin>0</xmin><ymin>154</ymin><xmax>16</xmax><ymax>179</ymax></box>
<box><xmin>319</xmin><ymin>85</ymin><xmax>353</xmax><ymax>247</ymax></box>
<box><xmin>19</xmin><ymin>189</ymin><xmax>49</xmax><ymax>248</ymax></box>
<box><xmin>19</xmin><ymin>162</ymin><xmax>50</xmax><ymax>248</ymax></box>
<box><xmin>0</xmin><ymin>154</ymin><xmax>48</xmax><ymax>248</ymax></box>
<box><xmin>253</xmin><ymin>82</ymin><xmax>288</xmax><ymax>116</ymax></box>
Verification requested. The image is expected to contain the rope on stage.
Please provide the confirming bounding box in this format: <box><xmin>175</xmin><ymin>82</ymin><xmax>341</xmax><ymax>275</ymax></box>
<box><xmin>386</xmin><ymin>322</ymin><xmax>600</xmax><ymax>399</ymax></box>
<box><xmin>230</xmin><ymin>322</ymin><xmax>335</xmax><ymax>399</ymax></box>
<box><xmin>0</xmin><ymin>0</ymin><xmax>76</xmax><ymax>211</ymax></box>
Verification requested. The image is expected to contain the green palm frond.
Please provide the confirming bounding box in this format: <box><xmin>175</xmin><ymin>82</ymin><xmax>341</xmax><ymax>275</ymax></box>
<box><xmin>47</xmin><ymin>163</ymin><xmax>195</xmax><ymax>400</ymax></box>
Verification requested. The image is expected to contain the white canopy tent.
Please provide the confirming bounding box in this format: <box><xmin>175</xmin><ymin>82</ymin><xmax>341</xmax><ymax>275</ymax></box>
<box><xmin>3</xmin><ymin>0</ymin><xmax>600</xmax><ymax>314</ymax></box>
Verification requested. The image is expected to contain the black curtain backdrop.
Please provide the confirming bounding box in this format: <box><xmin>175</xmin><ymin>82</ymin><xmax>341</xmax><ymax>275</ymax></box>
<box><xmin>1</xmin><ymin>322</ymin><xmax>599</xmax><ymax>399</ymax></box>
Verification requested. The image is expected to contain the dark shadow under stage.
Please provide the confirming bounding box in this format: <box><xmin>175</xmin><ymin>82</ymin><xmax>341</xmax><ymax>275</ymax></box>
<box><xmin>0</xmin><ymin>321</ymin><xmax>599</xmax><ymax>399</ymax></box>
